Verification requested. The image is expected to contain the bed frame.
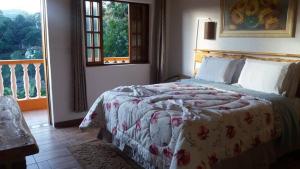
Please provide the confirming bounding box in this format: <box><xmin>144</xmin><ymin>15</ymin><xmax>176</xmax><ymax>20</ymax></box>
<box><xmin>194</xmin><ymin>49</ymin><xmax>300</xmax><ymax>97</ymax></box>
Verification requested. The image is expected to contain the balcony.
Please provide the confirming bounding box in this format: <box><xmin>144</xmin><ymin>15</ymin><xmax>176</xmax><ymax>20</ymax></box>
<box><xmin>104</xmin><ymin>57</ymin><xmax>130</xmax><ymax>64</ymax></box>
<box><xmin>0</xmin><ymin>59</ymin><xmax>48</xmax><ymax>112</ymax></box>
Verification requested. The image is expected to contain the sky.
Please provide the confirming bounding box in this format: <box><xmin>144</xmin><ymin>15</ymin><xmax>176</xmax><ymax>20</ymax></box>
<box><xmin>0</xmin><ymin>0</ymin><xmax>40</xmax><ymax>13</ymax></box>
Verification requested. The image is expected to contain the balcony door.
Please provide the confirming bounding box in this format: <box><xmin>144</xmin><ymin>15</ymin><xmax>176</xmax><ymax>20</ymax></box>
<box><xmin>0</xmin><ymin>0</ymin><xmax>51</xmax><ymax>127</ymax></box>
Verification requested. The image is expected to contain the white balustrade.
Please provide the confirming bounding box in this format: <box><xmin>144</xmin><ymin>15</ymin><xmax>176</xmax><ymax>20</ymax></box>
<box><xmin>34</xmin><ymin>63</ymin><xmax>41</xmax><ymax>98</ymax></box>
<box><xmin>23</xmin><ymin>64</ymin><xmax>30</xmax><ymax>99</ymax></box>
<box><xmin>0</xmin><ymin>60</ymin><xmax>45</xmax><ymax>100</ymax></box>
<box><xmin>9</xmin><ymin>64</ymin><xmax>17</xmax><ymax>99</ymax></box>
<box><xmin>0</xmin><ymin>65</ymin><xmax>3</xmax><ymax>96</ymax></box>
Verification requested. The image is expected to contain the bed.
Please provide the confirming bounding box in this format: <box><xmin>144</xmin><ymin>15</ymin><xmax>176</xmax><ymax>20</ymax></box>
<box><xmin>80</xmin><ymin>50</ymin><xmax>300</xmax><ymax>169</ymax></box>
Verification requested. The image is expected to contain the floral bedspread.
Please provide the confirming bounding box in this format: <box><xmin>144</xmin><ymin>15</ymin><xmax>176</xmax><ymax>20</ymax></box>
<box><xmin>80</xmin><ymin>82</ymin><xmax>279</xmax><ymax>169</ymax></box>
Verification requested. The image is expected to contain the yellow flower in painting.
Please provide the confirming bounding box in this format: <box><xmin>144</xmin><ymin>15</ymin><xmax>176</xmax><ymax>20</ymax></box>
<box><xmin>258</xmin><ymin>8</ymin><xmax>273</xmax><ymax>24</ymax></box>
<box><xmin>231</xmin><ymin>9</ymin><xmax>245</xmax><ymax>25</ymax></box>
<box><xmin>245</xmin><ymin>0</ymin><xmax>260</xmax><ymax>16</ymax></box>
<box><xmin>260</xmin><ymin>0</ymin><xmax>279</xmax><ymax>7</ymax></box>
<box><xmin>260</xmin><ymin>0</ymin><xmax>271</xmax><ymax>7</ymax></box>
<box><xmin>265</xmin><ymin>16</ymin><xmax>279</xmax><ymax>30</ymax></box>
<box><xmin>271</xmin><ymin>0</ymin><xmax>279</xmax><ymax>5</ymax></box>
<box><xmin>229</xmin><ymin>24</ymin><xmax>238</xmax><ymax>30</ymax></box>
<box><xmin>230</xmin><ymin>0</ymin><xmax>247</xmax><ymax>12</ymax></box>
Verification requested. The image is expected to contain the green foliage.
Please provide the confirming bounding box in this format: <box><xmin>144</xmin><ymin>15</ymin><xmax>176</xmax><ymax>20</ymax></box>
<box><xmin>103</xmin><ymin>2</ymin><xmax>129</xmax><ymax>57</ymax></box>
<box><xmin>4</xmin><ymin>87</ymin><xmax>12</xmax><ymax>96</ymax></box>
<box><xmin>0</xmin><ymin>11</ymin><xmax>46</xmax><ymax>99</ymax></box>
<box><xmin>0</xmin><ymin>12</ymin><xmax>42</xmax><ymax>59</ymax></box>
<box><xmin>10</xmin><ymin>50</ymin><xmax>26</xmax><ymax>60</ymax></box>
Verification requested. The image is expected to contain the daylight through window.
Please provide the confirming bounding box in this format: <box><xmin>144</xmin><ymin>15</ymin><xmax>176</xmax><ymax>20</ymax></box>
<box><xmin>83</xmin><ymin>0</ymin><xmax>149</xmax><ymax>66</ymax></box>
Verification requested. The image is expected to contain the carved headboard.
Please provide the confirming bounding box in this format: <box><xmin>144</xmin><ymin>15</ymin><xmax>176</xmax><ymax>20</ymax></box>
<box><xmin>194</xmin><ymin>49</ymin><xmax>300</xmax><ymax>96</ymax></box>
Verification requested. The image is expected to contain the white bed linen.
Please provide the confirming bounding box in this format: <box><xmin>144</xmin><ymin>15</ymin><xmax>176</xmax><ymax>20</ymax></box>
<box><xmin>238</xmin><ymin>59</ymin><xmax>291</xmax><ymax>95</ymax></box>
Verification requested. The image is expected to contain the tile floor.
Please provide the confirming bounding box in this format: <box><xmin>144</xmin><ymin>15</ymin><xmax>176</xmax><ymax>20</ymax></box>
<box><xmin>22</xmin><ymin>110</ymin><xmax>98</xmax><ymax>169</ymax></box>
<box><xmin>23</xmin><ymin>110</ymin><xmax>49</xmax><ymax>127</ymax></box>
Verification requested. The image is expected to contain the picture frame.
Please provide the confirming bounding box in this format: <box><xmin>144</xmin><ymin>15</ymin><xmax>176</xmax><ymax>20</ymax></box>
<box><xmin>220</xmin><ymin>0</ymin><xmax>297</xmax><ymax>37</ymax></box>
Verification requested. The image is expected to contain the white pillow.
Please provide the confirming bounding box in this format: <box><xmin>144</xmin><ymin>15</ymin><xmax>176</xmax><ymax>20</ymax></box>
<box><xmin>238</xmin><ymin>59</ymin><xmax>292</xmax><ymax>94</ymax></box>
<box><xmin>196</xmin><ymin>57</ymin><xmax>242</xmax><ymax>83</ymax></box>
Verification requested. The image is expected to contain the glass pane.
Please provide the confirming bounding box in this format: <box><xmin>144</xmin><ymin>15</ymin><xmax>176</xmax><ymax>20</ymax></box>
<box><xmin>85</xmin><ymin>1</ymin><xmax>91</xmax><ymax>15</ymax></box>
<box><xmin>131</xmin><ymin>21</ymin><xmax>137</xmax><ymax>33</ymax></box>
<box><xmin>94</xmin><ymin>18</ymin><xmax>99</xmax><ymax>32</ymax></box>
<box><xmin>93</xmin><ymin>2</ymin><xmax>99</xmax><ymax>16</ymax></box>
<box><xmin>131</xmin><ymin>49</ymin><xmax>136</xmax><ymax>60</ymax></box>
<box><xmin>137</xmin><ymin>49</ymin><xmax>141</xmax><ymax>60</ymax></box>
<box><xmin>87</xmin><ymin>33</ymin><xmax>92</xmax><ymax>47</ymax></box>
<box><xmin>87</xmin><ymin>49</ymin><xmax>93</xmax><ymax>62</ymax></box>
<box><xmin>94</xmin><ymin>33</ymin><xmax>100</xmax><ymax>47</ymax></box>
<box><xmin>137</xmin><ymin>21</ymin><xmax>142</xmax><ymax>33</ymax></box>
<box><xmin>95</xmin><ymin>49</ymin><xmax>101</xmax><ymax>62</ymax></box>
<box><xmin>137</xmin><ymin>35</ymin><xmax>141</xmax><ymax>46</ymax></box>
<box><xmin>103</xmin><ymin>1</ymin><xmax>129</xmax><ymax>59</ymax></box>
<box><xmin>86</xmin><ymin>17</ymin><xmax>92</xmax><ymax>31</ymax></box>
<box><xmin>131</xmin><ymin>35</ymin><xmax>136</xmax><ymax>47</ymax></box>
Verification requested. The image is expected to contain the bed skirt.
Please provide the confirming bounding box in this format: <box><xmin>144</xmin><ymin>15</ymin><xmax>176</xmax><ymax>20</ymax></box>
<box><xmin>98</xmin><ymin>128</ymin><xmax>299</xmax><ymax>169</ymax></box>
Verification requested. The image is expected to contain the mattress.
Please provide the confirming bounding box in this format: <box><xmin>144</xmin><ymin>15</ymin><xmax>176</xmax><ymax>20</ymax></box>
<box><xmin>80</xmin><ymin>80</ymin><xmax>300</xmax><ymax>169</ymax></box>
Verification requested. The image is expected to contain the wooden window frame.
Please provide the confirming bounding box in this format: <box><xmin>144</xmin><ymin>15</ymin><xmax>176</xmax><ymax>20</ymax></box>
<box><xmin>83</xmin><ymin>0</ymin><xmax>104</xmax><ymax>66</ymax></box>
<box><xmin>83</xmin><ymin>0</ymin><xmax>149</xmax><ymax>66</ymax></box>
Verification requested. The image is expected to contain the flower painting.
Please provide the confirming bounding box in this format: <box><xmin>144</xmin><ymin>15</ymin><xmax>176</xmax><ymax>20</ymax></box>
<box><xmin>220</xmin><ymin>0</ymin><xmax>297</xmax><ymax>37</ymax></box>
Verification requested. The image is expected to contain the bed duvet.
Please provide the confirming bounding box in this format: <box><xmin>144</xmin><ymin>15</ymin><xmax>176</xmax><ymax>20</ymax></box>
<box><xmin>80</xmin><ymin>82</ymin><xmax>280</xmax><ymax>169</ymax></box>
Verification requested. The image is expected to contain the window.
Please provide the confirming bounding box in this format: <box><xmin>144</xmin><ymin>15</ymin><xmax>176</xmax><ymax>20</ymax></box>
<box><xmin>83</xmin><ymin>0</ymin><xmax>149</xmax><ymax>66</ymax></box>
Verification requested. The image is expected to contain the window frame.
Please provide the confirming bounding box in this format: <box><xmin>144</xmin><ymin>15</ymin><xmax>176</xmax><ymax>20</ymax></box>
<box><xmin>82</xmin><ymin>0</ymin><xmax>149</xmax><ymax>66</ymax></box>
<box><xmin>83</xmin><ymin>0</ymin><xmax>104</xmax><ymax>66</ymax></box>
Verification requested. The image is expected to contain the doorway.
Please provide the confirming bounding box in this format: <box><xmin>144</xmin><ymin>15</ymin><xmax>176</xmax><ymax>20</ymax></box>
<box><xmin>0</xmin><ymin>0</ymin><xmax>51</xmax><ymax>127</ymax></box>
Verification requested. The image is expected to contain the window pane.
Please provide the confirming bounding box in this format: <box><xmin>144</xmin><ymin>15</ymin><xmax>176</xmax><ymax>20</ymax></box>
<box><xmin>85</xmin><ymin>1</ymin><xmax>91</xmax><ymax>15</ymax></box>
<box><xmin>137</xmin><ymin>21</ymin><xmax>142</xmax><ymax>33</ymax></box>
<box><xmin>136</xmin><ymin>48</ymin><xmax>141</xmax><ymax>59</ymax></box>
<box><xmin>93</xmin><ymin>2</ymin><xmax>99</xmax><ymax>16</ymax></box>
<box><xmin>86</xmin><ymin>17</ymin><xmax>92</xmax><ymax>31</ymax></box>
<box><xmin>87</xmin><ymin>49</ymin><xmax>93</xmax><ymax>62</ymax></box>
<box><xmin>131</xmin><ymin>49</ymin><xmax>136</xmax><ymax>60</ymax></box>
<box><xmin>131</xmin><ymin>35</ymin><xmax>136</xmax><ymax>47</ymax></box>
<box><xmin>94</xmin><ymin>18</ymin><xmax>99</xmax><ymax>32</ymax></box>
<box><xmin>103</xmin><ymin>1</ymin><xmax>129</xmax><ymax>59</ymax></box>
<box><xmin>94</xmin><ymin>33</ymin><xmax>100</xmax><ymax>47</ymax></box>
<box><xmin>95</xmin><ymin>49</ymin><xmax>101</xmax><ymax>62</ymax></box>
<box><xmin>131</xmin><ymin>21</ymin><xmax>137</xmax><ymax>33</ymax></box>
<box><xmin>137</xmin><ymin>35</ymin><xmax>141</xmax><ymax>46</ymax></box>
<box><xmin>87</xmin><ymin>33</ymin><xmax>93</xmax><ymax>47</ymax></box>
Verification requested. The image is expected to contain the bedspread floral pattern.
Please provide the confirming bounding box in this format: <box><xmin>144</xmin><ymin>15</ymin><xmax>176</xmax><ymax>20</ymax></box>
<box><xmin>80</xmin><ymin>82</ymin><xmax>278</xmax><ymax>169</ymax></box>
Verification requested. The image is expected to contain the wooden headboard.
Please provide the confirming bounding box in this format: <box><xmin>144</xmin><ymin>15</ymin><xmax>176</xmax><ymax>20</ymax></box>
<box><xmin>194</xmin><ymin>49</ymin><xmax>300</xmax><ymax>96</ymax></box>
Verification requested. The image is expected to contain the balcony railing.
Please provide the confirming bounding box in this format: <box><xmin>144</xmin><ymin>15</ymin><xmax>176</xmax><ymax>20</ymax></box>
<box><xmin>0</xmin><ymin>59</ymin><xmax>48</xmax><ymax>111</ymax></box>
<box><xmin>104</xmin><ymin>57</ymin><xmax>130</xmax><ymax>64</ymax></box>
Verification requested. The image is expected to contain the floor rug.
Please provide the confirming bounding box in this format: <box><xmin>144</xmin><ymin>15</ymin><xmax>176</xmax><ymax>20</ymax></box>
<box><xmin>69</xmin><ymin>140</ymin><xmax>142</xmax><ymax>169</ymax></box>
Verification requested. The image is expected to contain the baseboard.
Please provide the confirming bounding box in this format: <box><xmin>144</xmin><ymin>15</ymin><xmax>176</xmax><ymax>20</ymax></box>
<box><xmin>54</xmin><ymin>118</ymin><xmax>83</xmax><ymax>128</ymax></box>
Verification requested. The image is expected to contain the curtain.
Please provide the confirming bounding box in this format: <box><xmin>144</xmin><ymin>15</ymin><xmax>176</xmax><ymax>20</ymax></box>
<box><xmin>71</xmin><ymin>0</ymin><xmax>88</xmax><ymax>112</ymax></box>
<box><xmin>151</xmin><ymin>0</ymin><xmax>167</xmax><ymax>83</ymax></box>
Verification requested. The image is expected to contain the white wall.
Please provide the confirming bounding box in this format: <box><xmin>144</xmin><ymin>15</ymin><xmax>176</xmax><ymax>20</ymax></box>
<box><xmin>46</xmin><ymin>0</ymin><xmax>152</xmax><ymax>124</ymax></box>
<box><xmin>167</xmin><ymin>0</ymin><xmax>300</xmax><ymax>77</ymax></box>
<box><xmin>86</xmin><ymin>64</ymin><xmax>150</xmax><ymax>107</ymax></box>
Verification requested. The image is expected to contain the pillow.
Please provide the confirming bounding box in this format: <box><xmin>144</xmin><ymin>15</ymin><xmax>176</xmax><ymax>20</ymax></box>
<box><xmin>231</xmin><ymin>59</ymin><xmax>245</xmax><ymax>83</ymax></box>
<box><xmin>196</xmin><ymin>57</ymin><xmax>243</xmax><ymax>83</ymax></box>
<box><xmin>284</xmin><ymin>62</ymin><xmax>300</xmax><ymax>97</ymax></box>
<box><xmin>238</xmin><ymin>59</ymin><xmax>292</xmax><ymax>94</ymax></box>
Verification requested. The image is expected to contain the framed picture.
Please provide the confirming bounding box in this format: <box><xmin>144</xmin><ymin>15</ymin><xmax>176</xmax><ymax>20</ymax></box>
<box><xmin>220</xmin><ymin>0</ymin><xmax>297</xmax><ymax>37</ymax></box>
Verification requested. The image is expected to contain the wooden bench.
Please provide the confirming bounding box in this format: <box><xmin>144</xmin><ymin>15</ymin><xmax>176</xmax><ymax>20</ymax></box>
<box><xmin>0</xmin><ymin>96</ymin><xmax>39</xmax><ymax>169</ymax></box>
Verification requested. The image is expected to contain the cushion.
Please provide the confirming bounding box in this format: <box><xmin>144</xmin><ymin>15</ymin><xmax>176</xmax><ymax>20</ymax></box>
<box><xmin>284</xmin><ymin>63</ymin><xmax>300</xmax><ymax>97</ymax></box>
<box><xmin>238</xmin><ymin>59</ymin><xmax>292</xmax><ymax>95</ymax></box>
<box><xmin>231</xmin><ymin>59</ymin><xmax>245</xmax><ymax>83</ymax></box>
<box><xmin>196</xmin><ymin>57</ymin><xmax>243</xmax><ymax>84</ymax></box>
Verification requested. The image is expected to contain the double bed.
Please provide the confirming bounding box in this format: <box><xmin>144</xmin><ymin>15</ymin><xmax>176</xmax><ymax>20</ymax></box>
<box><xmin>80</xmin><ymin>50</ymin><xmax>300</xmax><ymax>169</ymax></box>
